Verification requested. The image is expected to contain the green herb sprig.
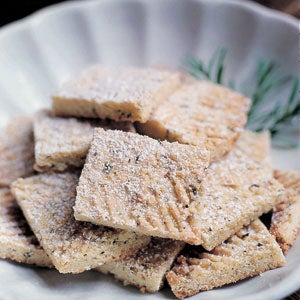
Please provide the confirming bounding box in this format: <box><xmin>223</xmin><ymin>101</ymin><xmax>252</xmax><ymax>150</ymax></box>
<box><xmin>185</xmin><ymin>48</ymin><xmax>228</xmax><ymax>85</ymax></box>
<box><xmin>184</xmin><ymin>48</ymin><xmax>300</xmax><ymax>148</ymax></box>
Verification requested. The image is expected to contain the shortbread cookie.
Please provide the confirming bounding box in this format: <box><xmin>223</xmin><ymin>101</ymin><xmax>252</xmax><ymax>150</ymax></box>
<box><xmin>34</xmin><ymin>110</ymin><xmax>135</xmax><ymax>172</ymax></box>
<box><xmin>136</xmin><ymin>81</ymin><xmax>250</xmax><ymax>161</ymax></box>
<box><xmin>52</xmin><ymin>66</ymin><xmax>180</xmax><ymax>123</ymax></box>
<box><xmin>270</xmin><ymin>170</ymin><xmax>300</xmax><ymax>254</ymax></box>
<box><xmin>98</xmin><ymin>238</ymin><xmax>185</xmax><ymax>293</ymax></box>
<box><xmin>0</xmin><ymin>116</ymin><xmax>34</xmax><ymax>186</ymax></box>
<box><xmin>194</xmin><ymin>130</ymin><xmax>282</xmax><ymax>250</ymax></box>
<box><xmin>236</xmin><ymin>130</ymin><xmax>271</xmax><ymax>165</ymax></box>
<box><xmin>0</xmin><ymin>188</ymin><xmax>52</xmax><ymax>267</ymax></box>
<box><xmin>166</xmin><ymin>220</ymin><xmax>285</xmax><ymax>299</ymax></box>
<box><xmin>11</xmin><ymin>173</ymin><xmax>150</xmax><ymax>274</ymax></box>
<box><xmin>74</xmin><ymin>128</ymin><xmax>210</xmax><ymax>244</ymax></box>
<box><xmin>74</xmin><ymin>129</ymin><xmax>283</xmax><ymax>249</ymax></box>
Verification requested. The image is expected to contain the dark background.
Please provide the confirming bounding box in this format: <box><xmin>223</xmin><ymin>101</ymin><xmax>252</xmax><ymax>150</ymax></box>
<box><xmin>0</xmin><ymin>0</ymin><xmax>299</xmax><ymax>27</ymax></box>
<box><xmin>0</xmin><ymin>0</ymin><xmax>64</xmax><ymax>26</ymax></box>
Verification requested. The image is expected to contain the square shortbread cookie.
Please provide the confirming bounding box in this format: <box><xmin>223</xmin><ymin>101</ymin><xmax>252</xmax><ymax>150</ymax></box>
<box><xmin>270</xmin><ymin>170</ymin><xmax>300</xmax><ymax>254</ymax></box>
<box><xmin>98</xmin><ymin>238</ymin><xmax>185</xmax><ymax>293</ymax></box>
<box><xmin>0</xmin><ymin>188</ymin><xmax>52</xmax><ymax>267</ymax></box>
<box><xmin>0</xmin><ymin>116</ymin><xmax>34</xmax><ymax>186</ymax></box>
<box><xmin>192</xmin><ymin>130</ymin><xmax>282</xmax><ymax>250</ymax></box>
<box><xmin>74</xmin><ymin>128</ymin><xmax>210</xmax><ymax>244</ymax></box>
<box><xmin>11</xmin><ymin>172</ymin><xmax>150</xmax><ymax>274</ymax></box>
<box><xmin>52</xmin><ymin>66</ymin><xmax>180</xmax><ymax>123</ymax></box>
<box><xmin>34</xmin><ymin>110</ymin><xmax>135</xmax><ymax>172</ymax></box>
<box><xmin>166</xmin><ymin>220</ymin><xmax>285</xmax><ymax>299</ymax></box>
<box><xmin>136</xmin><ymin>81</ymin><xmax>250</xmax><ymax>161</ymax></box>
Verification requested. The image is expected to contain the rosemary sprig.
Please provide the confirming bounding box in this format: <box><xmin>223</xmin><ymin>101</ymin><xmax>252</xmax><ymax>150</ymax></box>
<box><xmin>183</xmin><ymin>48</ymin><xmax>300</xmax><ymax>147</ymax></box>
<box><xmin>248</xmin><ymin>74</ymin><xmax>300</xmax><ymax>134</ymax></box>
<box><xmin>185</xmin><ymin>48</ymin><xmax>228</xmax><ymax>85</ymax></box>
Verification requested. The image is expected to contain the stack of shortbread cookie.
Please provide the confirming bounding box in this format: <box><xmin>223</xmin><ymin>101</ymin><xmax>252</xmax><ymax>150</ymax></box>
<box><xmin>0</xmin><ymin>66</ymin><xmax>299</xmax><ymax>299</ymax></box>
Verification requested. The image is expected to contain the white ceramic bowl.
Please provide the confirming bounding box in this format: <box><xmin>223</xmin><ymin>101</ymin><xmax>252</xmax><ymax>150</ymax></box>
<box><xmin>0</xmin><ymin>1</ymin><xmax>299</xmax><ymax>299</ymax></box>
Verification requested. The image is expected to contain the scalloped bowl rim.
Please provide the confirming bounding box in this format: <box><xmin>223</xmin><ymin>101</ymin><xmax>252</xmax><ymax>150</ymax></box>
<box><xmin>0</xmin><ymin>0</ymin><xmax>298</xmax><ymax>42</ymax></box>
